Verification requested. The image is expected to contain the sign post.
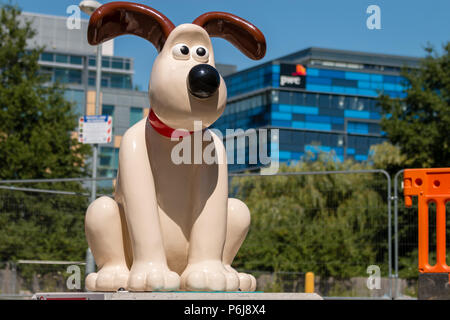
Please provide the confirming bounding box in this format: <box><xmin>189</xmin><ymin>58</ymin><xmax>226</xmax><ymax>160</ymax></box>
<box><xmin>78</xmin><ymin>115</ymin><xmax>112</xmax><ymax>277</ymax></box>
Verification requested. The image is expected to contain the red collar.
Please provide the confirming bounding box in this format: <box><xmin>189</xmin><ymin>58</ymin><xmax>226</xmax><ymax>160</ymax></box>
<box><xmin>148</xmin><ymin>109</ymin><xmax>193</xmax><ymax>138</ymax></box>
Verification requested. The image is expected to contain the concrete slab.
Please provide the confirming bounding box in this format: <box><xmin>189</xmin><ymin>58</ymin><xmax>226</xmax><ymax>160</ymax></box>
<box><xmin>32</xmin><ymin>291</ymin><xmax>323</xmax><ymax>300</ymax></box>
<box><xmin>418</xmin><ymin>273</ymin><xmax>450</xmax><ymax>300</ymax></box>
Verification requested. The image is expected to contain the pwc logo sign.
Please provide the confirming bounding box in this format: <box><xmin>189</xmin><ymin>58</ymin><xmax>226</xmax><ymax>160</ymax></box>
<box><xmin>279</xmin><ymin>64</ymin><xmax>307</xmax><ymax>88</ymax></box>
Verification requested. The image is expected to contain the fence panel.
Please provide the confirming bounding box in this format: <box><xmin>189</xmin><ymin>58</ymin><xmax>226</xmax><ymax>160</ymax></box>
<box><xmin>229</xmin><ymin>170</ymin><xmax>394</xmax><ymax>298</ymax></box>
<box><xmin>0</xmin><ymin>173</ymin><xmax>414</xmax><ymax>298</ymax></box>
<box><xmin>0</xmin><ymin>261</ymin><xmax>86</xmax><ymax>299</ymax></box>
<box><xmin>0</xmin><ymin>178</ymin><xmax>110</xmax><ymax>299</ymax></box>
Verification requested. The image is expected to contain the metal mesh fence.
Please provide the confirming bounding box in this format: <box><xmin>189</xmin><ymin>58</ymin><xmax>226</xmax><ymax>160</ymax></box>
<box><xmin>0</xmin><ymin>261</ymin><xmax>86</xmax><ymax>299</ymax></box>
<box><xmin>229</xmin><ymin>170</ymin><xmax>394</xmax><ymax>298</ymax></box>
<box><xmin>0</xmin><ymin>178</ymin><xmax>106</xmax><ymax>299</ymax></box>
<box><xmin>0</xmin><ymin>170</ymin><xmax>432</xmax><ymax>299</ymax></box>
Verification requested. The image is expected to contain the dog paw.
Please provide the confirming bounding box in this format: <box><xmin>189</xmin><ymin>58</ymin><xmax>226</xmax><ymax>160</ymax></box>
<box><xmin>85</xmin><ymin>264</ymin><xmax>129</xmax><ymax>292</ymax></box>
<box><xmin>127</xmin><ymin>262</ymin><xmax>180</xmax><ymax>291</ymax></box>
<box><xmin>224</xmin><ymin>265</ymin><xmax>257</xmax><ymax>291</ymax></box>
<box><xmin>181</xmin><ymin>261</ymin><xmax>239</xmax><ymax>291</ymax></box>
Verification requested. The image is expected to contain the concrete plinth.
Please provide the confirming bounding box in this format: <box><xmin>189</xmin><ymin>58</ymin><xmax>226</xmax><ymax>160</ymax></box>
<box><xmin>418</xmin><ymin>273</ymin><xmax>450</xmax><ymax>300</ymax></box>
<box><xmin>32</xmin><ymin>291</ymin><xmax>323</xmax><ymax>300</ymax></box>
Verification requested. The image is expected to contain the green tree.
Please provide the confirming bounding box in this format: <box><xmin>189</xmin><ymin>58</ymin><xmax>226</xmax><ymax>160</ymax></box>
<box><xmin>0</xmin><ymin>4</ymin><xmax>91</xmax><ymax>266</ymax></box>
<box><xmin>378</xmin><ymin>43</ymin><xmax>450</xmax><ymax>168</ymax></box>
<box><xmin>0</xmin><ymin>4</ymin><xmax>90</xmax><ymax>180</ymax></box>
<box><xmin>368</xmin><ymin>141</ymin><xmax>407</xmax><ymax>175</ymax></box>
<box><xmin>232</xmin><ymin>151</ymin><xmax>389</xmax><ymax>280</ymax></box>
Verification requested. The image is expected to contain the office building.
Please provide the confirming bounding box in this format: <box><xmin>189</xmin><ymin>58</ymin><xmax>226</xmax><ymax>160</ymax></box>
<box><xmin>212</xmin><ymin>47</ymin><xmax>420</xmax><ymax>172</ymax></box>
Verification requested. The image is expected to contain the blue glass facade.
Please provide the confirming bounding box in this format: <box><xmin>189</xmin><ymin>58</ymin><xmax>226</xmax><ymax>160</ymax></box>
<box><xmin>212</xmin><ymin>47</ymin><xmax>419</xmax><ymax>172</ymax></box>
<box><xmin>305</xmin><ymin>68</ymin><xmax>405</xmax><ymax>99</ymax></box>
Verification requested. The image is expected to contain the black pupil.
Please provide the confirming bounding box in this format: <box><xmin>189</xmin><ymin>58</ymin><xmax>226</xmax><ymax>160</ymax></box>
<box><xmin>196</xmin><ymin>47</ymin><xmax>206</xmax><ymax>56</ymax></box>
<box><xmin>180</xmin><ymin>45</ymin><xmax>189</xmax><ymax>55</ymax></box>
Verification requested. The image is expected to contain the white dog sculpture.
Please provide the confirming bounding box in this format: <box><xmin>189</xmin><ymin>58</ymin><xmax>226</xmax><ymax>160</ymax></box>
<box><xmin>84</xmin><ymin>2</ymin><xmax>266</xmax><ymax>292</ymax></box>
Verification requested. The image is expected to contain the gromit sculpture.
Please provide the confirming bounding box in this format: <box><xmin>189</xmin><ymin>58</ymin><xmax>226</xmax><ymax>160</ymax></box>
<box><xmin>84</xmin><ymin>1</ymin><xmax>266</xmax><ymax>292</ymax></box>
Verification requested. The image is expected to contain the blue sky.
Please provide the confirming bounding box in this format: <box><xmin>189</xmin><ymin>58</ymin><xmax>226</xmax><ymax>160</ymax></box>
<box><xmin>10</xmin><ymin>0</ymin><xmax>450</xmax><ymax>90</ymax></box>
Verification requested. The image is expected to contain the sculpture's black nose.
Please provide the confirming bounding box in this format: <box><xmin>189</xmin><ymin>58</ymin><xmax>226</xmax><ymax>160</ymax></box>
<box><xmin>188</xmin><ymin>64</ymin><xmax>220</xmax><ymax>99</ymax></box>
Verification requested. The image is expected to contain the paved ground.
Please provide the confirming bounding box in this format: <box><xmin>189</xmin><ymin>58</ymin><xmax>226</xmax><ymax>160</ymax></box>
<box><xmin>32</xmin><ymin>291</ymin><xmax>323</xmax><ymax>300</ymax></box>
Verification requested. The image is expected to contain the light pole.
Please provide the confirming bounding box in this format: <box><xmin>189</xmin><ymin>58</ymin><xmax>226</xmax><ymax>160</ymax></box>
<box><xmin>79</xmin><ymin>0</ymin><xmax>102</xmax><ymax>278</ymax></box>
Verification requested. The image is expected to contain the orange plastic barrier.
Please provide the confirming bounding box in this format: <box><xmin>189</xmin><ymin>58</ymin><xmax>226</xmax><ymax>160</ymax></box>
<box><xmin>404</xmin><ymin>168</ymin><xmax>450</xmax><ymax>273</ymax></box>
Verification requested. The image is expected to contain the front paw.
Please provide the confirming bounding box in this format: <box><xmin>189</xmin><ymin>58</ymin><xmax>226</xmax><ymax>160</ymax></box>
<box><xmin>181</xmin><ymin>261</ymin><xmax>239</xmax><ymax>291</ymax></box>
<box><xmin>224</xmin><ymin>264</ymin><xmax>257</xmax><ymax>292</ymax></box>
<box><xmin>127</xmin><ymin>262</ymin><xmax>180</xmax><ymax>291</ymax></box>
<box><xmin>85</xmin><ymin>264</ymin><xmax>129</xmax><ymax>292</ymax></box>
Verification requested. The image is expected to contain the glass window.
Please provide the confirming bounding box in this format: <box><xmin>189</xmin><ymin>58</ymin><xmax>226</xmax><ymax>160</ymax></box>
<box><xmin>279</xmin><ymin>91</ymin><xmax>291</xmax><ymax>104</ymax></box>
<box><xmin>54</xmin><ymin>68</ymin><xmax>68</xmax><ymax>83</ymax></box>
<box><xmin>101</xmin><ymin>78</ymin><xmax>109</xmax><ymax>87</ymax></box>
<box><xmin>292</xmin><ymin>92</ymin><xmax>305</xmax><ymax>105</ymax></box>
<box><xmin>318</xmin><ymin>94</ymin><xmax>331</xmax><ymax>108</ymax></box>
<box><xmin>357</xmin><ymin>98</ymin><xmax>370</xmax><ymax>111</ymax></box>
<box><xmin>369</xmin><ymin>99</ymin><xmax>380</xmax><ymax>113</ymax></box>
<box><xmin>305</xmin><ymin>93</ymin><xmax>317</xmax><ymax>106</ymax></box>
<box><xmin>129</xmin><ymin>107</ymin><xmax>143</xmax><ymax>126</ymax></box>
<box><xmin>89</xmin><ymin>57</ymin><xmax>96</xmax><ymax>66</ymax></box>
<box><xmin>102</xmin><ymin>104</ymin><xmax>114</xmax><ymax>117</ymax></box>
<box><xmin>40</xmin><ymin>52</ymin><xmax>54</xmax><ymax>62</ymax></box>
<box><xmin>111</xmin><ymin>74</ymin><xmax>124</xmax><ymax>88</ymax></box>
<box><xmin>331</xmin><ymin>95</ymin><xmax>346</xmax><ymax>109</ymax></box>
<box><xmin>100</xmin><ymin>155</ymin><xmax>111</xmax><ymax>166</ymax></box>
<box><xmin>68</xmin><ymin>69</ymin><xmax>82</xmax><ymax>84</ymax></box>
<box><xmin>102</xmin><ymin>57</ymin><xmax>111</xmax><ymax>68</ymax></box>
<box><xmin>114</xmin><ymin>148</ymin><xmax>119</xmax><ymax>169</ymax></box>
<box><xmin>70</xmin><ymin>55</ymin><xmax>82</xmax><ymax>65</ymax></box>
<box><xmin>271</xmin><ymin>90</ymin><xmax>279</xmax><ymax>103</ymax></box>
<box><xmin>348</xmin><ymin>97</ymin><xmax>358</xmax><ymax>110</ymax></box>
<box><xmin>100</xmin><ymin>147</ymin><xmax>113</xmax><ymax>167</ymax></box>
<box><xmin>112</xmin><ymin>58</ymin><xmax>123</xmax><ymax>69</ymax></box>
<box><xmin>55</xmin><ymin>54</ymin><xmax>68</xmax><ymax>63</ymax></box>
<box><xmin>64</xmin><ymin>89</ymin><xmax>85</xmax><ymax>116</ymax></box>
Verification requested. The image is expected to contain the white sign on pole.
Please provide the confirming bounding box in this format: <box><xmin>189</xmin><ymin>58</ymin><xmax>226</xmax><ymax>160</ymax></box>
<box><xmin>78</xmin><ymin>115</ymin><xmax>113</xmax><ymax>144</ymax></box>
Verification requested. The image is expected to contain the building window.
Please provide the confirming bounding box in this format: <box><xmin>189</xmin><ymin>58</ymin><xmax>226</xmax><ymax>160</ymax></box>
<box><xmin>129</xmin><ymin>107</ymin><xmax>143</xmax><ymax>127</ymax></box>
<box><xmin>98</xmin><ymin>147</ymin><xmax>120</xmax><ymax>179</ymax></box>
<box><xmin>55</xmin><ymin>54</ymin><xmax>68</xmax><ymax>63</ymax></box>
<box><xmin>102</xmin><ymin>104</ymin><xmax>114</xmax><ymax>117</ymax></box>
<box><xmin>68</xmin><ymin>69</ymin><xmax>82</xmax><ymax>84</ymax></box>
<box><xmin>102</xmin><ymin>57</ymin><xmax>110</xmax><ymax>68</ymax></box>
<box><xmin>99</xmin><ymin>147</ymin><xmax>114</xmax><ymax>166</ymax></box>
<box><xmin>70</xmin><ymin>55</ymin><xmax>82</xmax><ymax>65</ymax></box>
<box><xmin>40</xmin><ymin>52</ymin><xmax>54</xmax><ymax>62</ymax></box>
<box><xmin>111</xmin><ymin>58</ymin><xmax>123</xmax><ymax>69</ymax></box>
<box><xmin>89</xmin><ymin>71</ymin><xmax>132</xmax><ymax>89</ymax></box>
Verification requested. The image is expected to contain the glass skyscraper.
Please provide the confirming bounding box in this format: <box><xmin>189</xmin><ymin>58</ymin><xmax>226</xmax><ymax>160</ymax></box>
<box><xmin>212</xmin><ymin>47</ymin><xmax>420</xmax><ymax>172</ymax></box>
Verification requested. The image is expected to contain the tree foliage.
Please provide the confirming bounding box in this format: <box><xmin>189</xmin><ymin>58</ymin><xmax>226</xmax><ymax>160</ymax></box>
<box><xmin>0</xmin><ymin>4</ymin><xmax>91</xmax><ymax>263</ymax></box>
<box><xmin>0</xmin><ymin>4</ymin><xmax>91</xmax><ymax>180</ymax></box>
<box><xmin>378</xmin><ymin>43</ymin><xmax>450</xmax><ymax>168</ymax></box>
<box><xmin>232</xmin><ymin>152</ymin><xmax>390</xmax><ymax>278</ymax></box>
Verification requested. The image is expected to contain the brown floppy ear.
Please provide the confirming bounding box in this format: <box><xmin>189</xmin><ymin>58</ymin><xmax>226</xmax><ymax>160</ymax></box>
<box><xmin>193</xmin><ymin>12</ymin><xmax>266</xmax><ymax>60</ymax></box>
<box><xmin>88</xmin><ymin>1</ymin><xmax>175</xmax><ymax>52</ymax></box>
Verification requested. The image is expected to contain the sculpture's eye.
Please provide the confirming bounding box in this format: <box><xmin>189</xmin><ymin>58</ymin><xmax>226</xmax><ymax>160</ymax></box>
<box><xmin>192</xmin><ymin>46</ymin><xmax>209</xmax><ymax>63</ymax></box>
<box><xmin>172</xmin><ymin>44</ymin><xmax>190</xmax><ymax>60</ymax></box>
